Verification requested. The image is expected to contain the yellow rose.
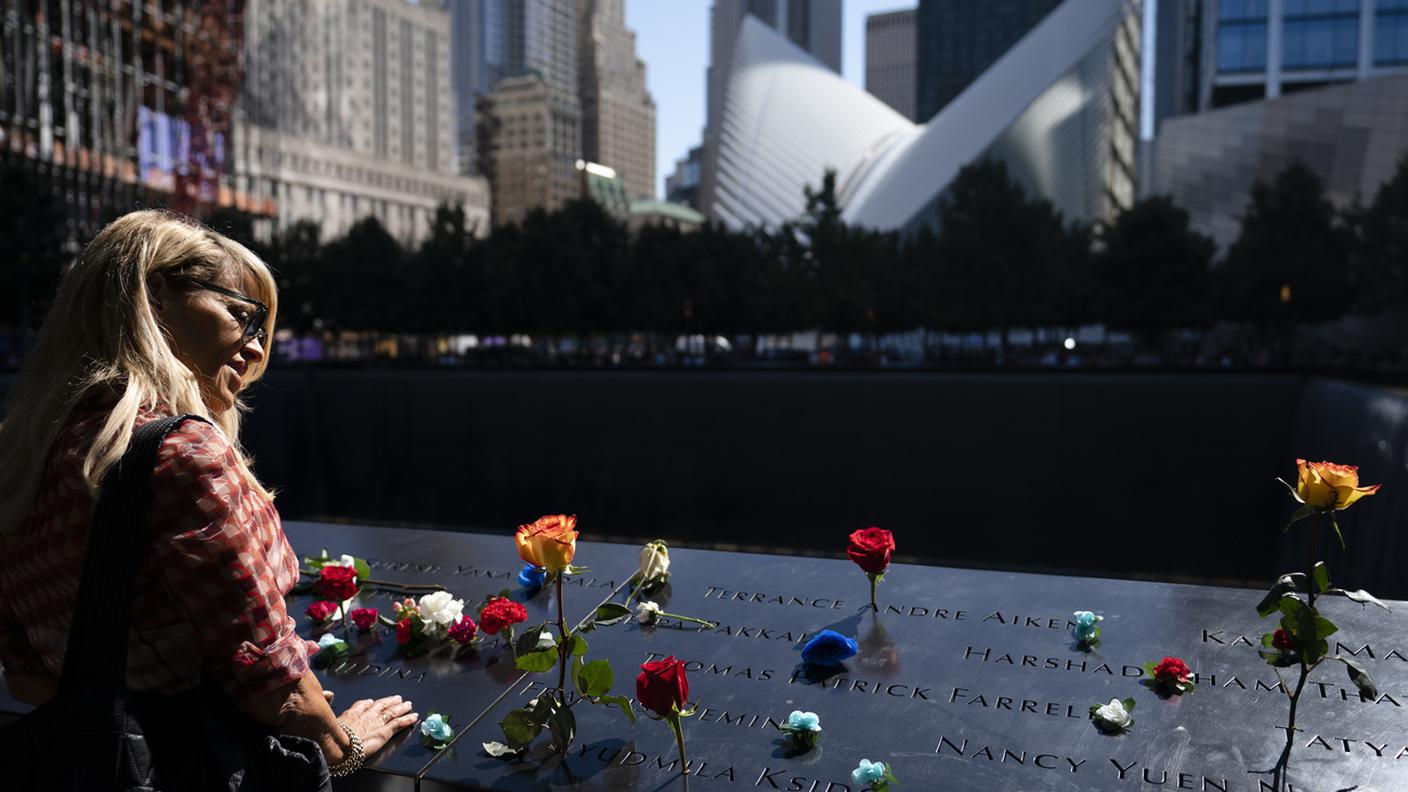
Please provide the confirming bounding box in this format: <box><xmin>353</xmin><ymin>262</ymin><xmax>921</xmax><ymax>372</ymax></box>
<box><xmin>1294</xmin><ymin>459</ymin><xmax>1380</xmax><ymax>511</ymax></box>
<box><xmin>515</xmin><ymin>514</ymin><xmax>578</xmax><ymax>572</ymax></box>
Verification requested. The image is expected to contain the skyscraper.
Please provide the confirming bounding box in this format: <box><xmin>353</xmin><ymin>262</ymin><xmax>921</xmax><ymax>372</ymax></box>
<box><xmin>578</xmin><ymin>0</ymin><xmax>657</xmax><ymax>201</ymax></box>
<box><xmin>866</xmin><ymin>9</ymin><xmax>918</xmax><ymax>121</ymax></box>
<box><xmin>458</xmin><ymin>0</ymin><xmax>583</xmax><ymax>224</ymax></box>
<box><xmin>240</xmin><ymin>0</ymin><xmax>489</xmax><ymax>243</ymax></box>
<box><xmin>450</xmin><ymin>0</ymin><xmax>508</xmax><ymax>175</ymax></box>
<box><xmin>915</xmin><ymin>0</ymin><xmax>1063</xmax><ymax>122</ymax></box>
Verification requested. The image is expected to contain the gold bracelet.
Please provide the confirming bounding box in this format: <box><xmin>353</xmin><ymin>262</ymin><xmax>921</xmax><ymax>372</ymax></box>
<box><xmin>328</xmin><ymin>721</ymin><xmax>365</xmax><ymax>777</ymax></box>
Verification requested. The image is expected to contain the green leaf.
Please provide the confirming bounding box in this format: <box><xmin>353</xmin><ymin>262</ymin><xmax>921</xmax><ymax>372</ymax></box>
<box><xmin>571</xmin><ymin>656</ymin><xmax>587</xmax><ymax>697</ymax></box>
<box><xmin>482</xmin><ymin>741</ymin><xmax>520</xmax><ymax>758</ymax></box>
<box><xmin>546</xmin><ymin>702</ymin><xmax>576</xmax><ymax>752</ymax></box>
<box><xmin>1312</xmin><ymin>562</ymin><xmax>1330</xmax><ymax>594</ymax></box>
<box><xmin>571</xmin><ymin>631</ymin><xmax>589</xmax><ymax>656</ymax></box>
<box><xmin>499</xmin><ymin>707</ymin><xmax>544</xmax><ymax>749</ymax></box>
<box><xmin>593</xmin><ymin>602</ymin><xmax>633</xmax><ymax>628</ymax></box>
<box><xmin>599</xmin><ymin>694</ymin><xmax>636</xmax><ymax>724</ymax></box>
<box><xmin>1313</xmin><ymin>615</ymin><xmax>1338</xmax><ymax>641</ymax></box>
<box><xmin>1257</xmin><ymin>574</ymin><xmax>1307</xmax><ymax>617</ymax></box>
<box><xmin>1332</xmin><ymin>655</ymin><xmax>1379</xmax><ymax>699</ymax></box>
<box><xmin>1284</xmin><ymin>503</ymin><xmax>1316</xmax><ymax>530</ymax></box>
<box><xmin>1325</xmin><ymin>587</ymin><xmax>1390</xmax><ymax>611</ymax></box>
<box><xmin>1261</xmin><ymin>632</ymin><xmax>1277</xmax><ymax>648</ymax></box>
<box><xmin>515</xmin><ymin>646</ymin><xmax>559</xmax><ymax>673</ymax></box>
<box><xmin>353</xmin><ymin>558</ymin><xmax>373</xmax><ymax>585</ymax></box>
<box><xmin>1330</xmin><ymin>513</ymin><xmax>1346</xmax><ymax>550</ymax></box>
<box><xmin>576</xmin><ymin>659</ymin><xmax>613</xmax><ymax>698</ymax></box>
<box><xmin>514</xmin><ymin>623</ymin><xmax>551</xmax><ymax>658</ymax></box>
<box><xmin>1122</xmin><ymin>697</ymin><xmax>1136</xmax><ymax>712</ymax></box>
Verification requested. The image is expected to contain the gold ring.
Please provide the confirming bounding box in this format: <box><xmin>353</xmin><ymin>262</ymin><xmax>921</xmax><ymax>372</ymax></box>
<box><xmin>381</xmin><ymin>713</ymin><xmax>391</xmax><ymax>724</ymax></box>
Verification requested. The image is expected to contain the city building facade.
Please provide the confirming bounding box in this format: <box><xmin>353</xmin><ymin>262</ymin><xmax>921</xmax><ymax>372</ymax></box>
<box><xmin>915</xmin><ymin>0</ymin><xmax>1064</xmax><ymax>122</ymax></box>
<box><xmin>578</xmin><ymin>0</ymin><xmax>657</xmax><ymax>201</ymax></box>
<box><xmin>865</xmin><ymin>9</ymin><xmax>919</xmax><ymax>121</ymax></box>
<box><xmin>666</xmin><ymin>145</ymin><xmax>704</xmax><ymax>209</ymax></box>
<box><xmin>238</xmin><ymin>0</ymin><xmax>489</xmax><ymax>244</ymax></box>
<box><xmin>449</xmin><ymin>0</ymin><xmax>509</xmax><ymax>175</ymax></box>
<box><xmin>1194</xmin><ymin>0</ymin><xmax>1408</xmax><ymax>111</ymax></box>
<box><xmin>476</xmin><ymin>75</ymin><xmax>582</xmax><ymax>226</ymax></box>
<box><xmin>460</xmin><ymin>0</ymin><xmax>583</xmax><ymax>225</ymax></box>
<box><xmin>703</xmin><ymin>0</ymin><xmax>1141</xmax><ymax>233</ymax></box>
<box><xmin>0</xmin><ymin>1</ymin><xmax>249</xmax><ymax>241</ymax></box>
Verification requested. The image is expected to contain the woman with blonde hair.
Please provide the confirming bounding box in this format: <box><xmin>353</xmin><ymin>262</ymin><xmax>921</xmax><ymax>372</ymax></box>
<box><xmin>0</xmin><ymin>210</ymin><xmax>414</xmax><ymax>785</ymax></box>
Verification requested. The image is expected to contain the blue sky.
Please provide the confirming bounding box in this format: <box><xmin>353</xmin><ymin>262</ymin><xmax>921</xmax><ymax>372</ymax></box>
<box><xmin>625</xmin><ymin>1</ymin><xmax>917</xmax><ymax>197</ymax></box>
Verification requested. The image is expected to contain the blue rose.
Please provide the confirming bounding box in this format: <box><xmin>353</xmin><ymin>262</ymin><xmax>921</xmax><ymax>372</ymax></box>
<box><xmin>420</xmin><ymin>713</ymin><xmax>454</xmax><ymax>743</ymax></box>
<box><xmin>786</xmin><ymin>710</ymin><xmax>821</xmax><ymax>732</ymax></box>
<box><xmin>1072</xmin><ymin>610</ymin><xmax>1103</xmax><ymax>643</ymax></box>
<box><xmin>801</xmin><ymin>629</ymin><xmax>858</xmax><ymax>666</ymax></box>
<box><xmin>518</xmin><ymin>564</ymin><xmax>547</xmax><ymax>589</ymax></box>
<box><xmin>851</xmin><ymin>759</ymin><xmax>887</xmax><ymax>785</ymax></box>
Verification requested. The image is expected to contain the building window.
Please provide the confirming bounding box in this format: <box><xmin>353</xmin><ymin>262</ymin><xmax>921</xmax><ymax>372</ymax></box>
<box><xmin>1218</xmin><ymin>0</ymin><xmax>1269</xmax><ymax>72</ymax></box>
<box><xmin>1378</xmin><ymin>0</ymin><xmax>1408</xmax><ymax>64</ymax></box>
<box><xmin>1283</xmin><ymin>0</ymin><xmax>1359</xmax><ymax>69</ymax></box>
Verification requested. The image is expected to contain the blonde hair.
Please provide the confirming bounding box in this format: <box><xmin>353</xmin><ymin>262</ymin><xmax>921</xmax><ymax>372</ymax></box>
<box><xmin>0</xmin><ymin>209</ymin><xmax>279</xmax><ymax>534</ymax></box>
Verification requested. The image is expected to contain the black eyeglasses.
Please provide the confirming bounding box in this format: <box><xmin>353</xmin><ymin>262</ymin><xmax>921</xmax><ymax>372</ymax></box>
<box><xmin>172</xmin><ymin>275</ymin><xmax>269</xmax><ymax>345</ymax></box>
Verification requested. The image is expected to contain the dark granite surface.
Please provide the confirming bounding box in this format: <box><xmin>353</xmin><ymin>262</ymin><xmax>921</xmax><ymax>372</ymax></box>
<box><xmin>421</xmin><ymin>545</ymin><xmax>1408</xmax><ymax>792</ymax></box>
<box><xmin>3</xmin><ymin>522</ymin><xmax>1404</xmax><ymax>792</ymax></box>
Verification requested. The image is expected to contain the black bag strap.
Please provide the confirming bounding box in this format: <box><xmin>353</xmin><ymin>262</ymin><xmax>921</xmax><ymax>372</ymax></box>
<box><xmin>59</xmin><ymin>414</ymin><xmax>209</xmax><ymax>697</ymax></box>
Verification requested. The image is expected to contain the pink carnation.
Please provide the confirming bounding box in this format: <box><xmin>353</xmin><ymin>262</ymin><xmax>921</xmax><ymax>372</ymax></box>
<box><xmin>448</xmin><ymin>615</ymin><xmax>479</xmax><ymax>645</ymax></box>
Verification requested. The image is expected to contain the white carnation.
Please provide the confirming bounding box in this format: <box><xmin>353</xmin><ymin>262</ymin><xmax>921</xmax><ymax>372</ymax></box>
<box><xmin>418</xmin><ymin>591</ymin><xmax>465</xmax><ymax>626</ymax></box>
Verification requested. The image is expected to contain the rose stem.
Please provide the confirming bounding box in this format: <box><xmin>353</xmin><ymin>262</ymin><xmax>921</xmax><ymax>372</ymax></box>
<box><xmin>1281</xmin><ymin>513</ymin><xmax>1326</xmax><ymax>790</ymax></box>
<box><xmin>671</xmin><ymin>714</ymin><xmax>689</xmax><ymax>785</ymax></box>
<box><xmin>556</xmin><ymin>573</ymin><xmax>568</xmax><ymax>706</ymax></box>
<box><xmin>869</xmin><ymin>573</ymin><xmax>878</xmax><ymax>611</ymax></box>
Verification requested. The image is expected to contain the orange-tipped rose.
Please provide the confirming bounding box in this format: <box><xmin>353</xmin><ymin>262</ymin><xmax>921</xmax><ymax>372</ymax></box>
<box><xmin>1293</xmin><ymin>460</ymin><xmax>1380</xmax><ymax>511</ymax></box>
<box><xmin>515</xmin><ymin>514</ymin><xmax>578</xmax><ymax>572</ymax></box>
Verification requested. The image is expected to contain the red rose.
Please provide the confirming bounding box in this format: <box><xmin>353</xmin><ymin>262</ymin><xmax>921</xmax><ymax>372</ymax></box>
<box><xmin>396</xmin><ymin>618</ymin><xmax>413</xmax><ymax>645</ymax></box>
<box><xmin>479</xmin><ymin>597</ymin><xmax>528</xmax><ymax>635</ymax></box>
<box><xmin>350</xmin><ymin>608</ymin><xmax>378</xmax><ymax>631</ymax></box>
<box><xmin>636</xmin><ymin>656</ymin><xmax>690</xmax><ymax>718</ymax></box>
<box><xmin>1272</xmin><ymin>629</ymin><xmax>1295</xmax><ymax>650</ymax></box>
<box><xmin>448</xmin><ymin>616</ymin><xmax>479</xmax><ymax>645</ymax></box>
<box><xmin>847</xmin><ymin>527</ymin><xmax>894</xmax><ymax>575</ymax></box>
<box><xmin>306</xmin><ymin>600</ymin><xmax>339</xmax><ymax>623</ymax></box>
<box><xmin>316</xmin><ymin>565</ymin><xmax>358</xmax><ymax>601</ymax></box>
<box><xmin>1154</xmin><ymin>656</ymin><xmax>1191</xmax><ymax>683</ymax></box>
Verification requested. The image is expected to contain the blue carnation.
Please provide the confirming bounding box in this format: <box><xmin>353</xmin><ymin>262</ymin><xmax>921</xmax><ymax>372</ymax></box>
<box><xmin>518</xmin><ymin>564</ymin><xmax>547</xmax><ymax>589</ymax></box>
<box><xmin>1072</xmin><ymin>610</ymin><xmax>1103</xmax><ymax>643</ymax></box>
<box><xmin>801</xmin><ymin>629</ymin><xmax>858</xmax><ymax>666</ymax></box>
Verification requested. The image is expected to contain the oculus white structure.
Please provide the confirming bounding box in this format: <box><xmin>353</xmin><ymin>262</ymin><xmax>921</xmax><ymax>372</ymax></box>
<box><xmin>701</xmin><ymin>0</ymin><xmax>1142</xmax><ymax>234</ymax></box>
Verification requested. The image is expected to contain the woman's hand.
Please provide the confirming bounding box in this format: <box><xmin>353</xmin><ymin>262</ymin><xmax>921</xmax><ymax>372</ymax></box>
<box><xmin>338</xmin><ymin>695</ymin><xmax>418</xmax><ymax>757</ymax></box>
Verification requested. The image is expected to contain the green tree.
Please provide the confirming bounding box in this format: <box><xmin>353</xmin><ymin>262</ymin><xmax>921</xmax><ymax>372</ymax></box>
<box><xmin>1350</xmin><ymin>152</ymin><xmax>1408</xmax><ymax>312</ymax></box>
<box><xmin>1090</xmin><ymin>196</ymin><xmax>1214</xmax><ymax>343</ymax></box>
<box><xmin>1218</xmin><ymin>160</ymin><xmax>1353</xmax><ymax>324</ymax></box>
<box><xmin>319</xmin><ymin>216</ymin><xmax>405</xmax><ymax>331</ymax></box>
<box><xmin>932</xmin><ymin>159</ymin><xmax>1088</xmax><ymax>346</ymax></box>
<box><xmin>268</xmin><ymin>220</ymin><xmax>324</xmax><ymax>334</ymax></box>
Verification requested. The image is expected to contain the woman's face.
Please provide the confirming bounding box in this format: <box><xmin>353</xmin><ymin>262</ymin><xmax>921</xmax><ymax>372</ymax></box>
<box><xmin>148</xmin><ymin>264</ymin><xmax>267</xmax><ymax>413</ymax></box>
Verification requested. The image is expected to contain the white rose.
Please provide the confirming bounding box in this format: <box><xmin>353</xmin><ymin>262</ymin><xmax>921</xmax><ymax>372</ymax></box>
<box><xmin>635</xmin><ymin>601</ymin><xmax>662</xmax><ymax>625</ymax></box>
<box><xmin>639</xmin><ymin>541</ymin><xmax>670</xmax><ymax>582</ymax></box>
<box><xmin>535</xmin><ymin>632</ymin><xmax>557</xmax><ymax>650</ymax></box>
<box><xmin>418</xmin><ymin>591</ymin><xmax>465</xmax><ymax>626</ymax></box>
<box><xmin>1094</xmin><ymin>698</ymin><xmax>1132</xmax><ymax>729</ymax></box>
<box><xmin>339</xmin><ymin>554</ymin><xmax>357</xmax><ymax>568</ymax></box>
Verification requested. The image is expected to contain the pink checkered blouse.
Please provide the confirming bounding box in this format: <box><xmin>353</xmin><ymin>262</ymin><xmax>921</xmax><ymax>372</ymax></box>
<box><xmin>0</xmin><ymin>398</ymin><xmax>317</xmax><ymax>704</ymax></box>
